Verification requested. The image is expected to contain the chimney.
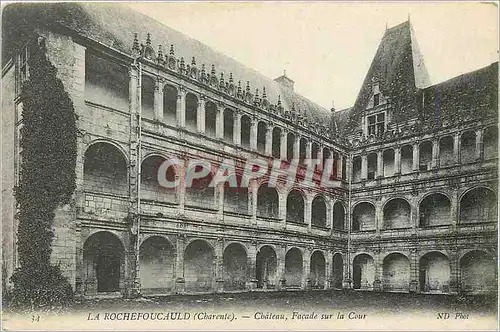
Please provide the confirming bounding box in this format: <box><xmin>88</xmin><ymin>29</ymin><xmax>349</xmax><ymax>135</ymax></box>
<box><xmin>331</xmin><ymin>100</ymin><xmax>336</xmax><ymax>112</ymax></box>
<box><xmin>274</xmin><ymin>70</ymin><xmax>294</xmax><ymax>91</ymax></box>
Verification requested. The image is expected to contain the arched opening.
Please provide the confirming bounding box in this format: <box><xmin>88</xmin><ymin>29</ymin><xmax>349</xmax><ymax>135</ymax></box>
<box><xmin>311</xmin><ymin>196</ymin><xmax>327</xmax><ymax>227</ymax></box>
<box><xmin>312</xmin><ymin>143</ymin><xmax>320</xmax><ymax>165</ymax></box>
<box><xmin>333</xmin><ymin>202</ymin><xmax>346</xmax><ymax>230</ymax></box>
<box><xmin>460</xmin><ymin>131</ymin><xmax>476</xmax><ymax>164</ymax></box>
<box><xmin>163</xmin><ymin>84</ymin><xmax>177</xmax><ymax>125</ymax></box>
<box><xmin>224</xmin><ymin>174</ymin><xmax>249</xmax><ymax>215</ymax></box>
<box><xmin>382</xmin><ymin>253</ymin><xmax>410</xmax><ymax>292</ymax></box>
<box><xmin>241</xmin><ymin>115</ymin><xmax>251</xmax><ymax>148</ymax></box>
<box><xmin>419</xmin><ymin>252</ymin><xmax>450</xmax><ymax>293</ymax></box>
<box><xmin>353</xmin><ymin>254</ymin><xmax>374</xmax><ymax>290</ymax></box>
<box><xmin>439</xmin><ymin>136</ymin><xmax>454</xmax><ymax>167</ymax></box>
<box><xmin>141</xmin><ymin>155</ymin><xmax>176</xmax><ymax>203</ymax></box>
<box><xmin>223</xmin><ymin>243</ymin><xmax>248</xmax><ymax>291</ymax></box>
<box><xmin>141</xmin><ymin>75</ymin><xmax>155</xmax><ymax>119</ymax></box>
<box><xmin>185</xmin><ymin>93</ymin><xmax>198</xmax><ymax>132</ymax></box>
<box><xmin>310</xmin><ymin>251</ymin><xmax>326</xmax><ymax>289</ymax></box>
<box><xmin>185</xmin><ymin>166</ymin><xmax>215</xmax><ymax>209</ymax></box>
<box><xmin>341</xmin><ymin>156</ymin><xmax>347</xmax><ymax>180</ymax></box>
<box><xmin>205</xmin><ymin>101</ymin><xmax>217</xmax><ymax>137</ymax></box>
<box><xmin>83</xmin><ymin>231</ymin><xmax>124</xmax><ymax>293</ymax></box>
<box><xmin>352</xmin><ymin>202</ymin><xmax>375</xmax><ymax>231</ymax></box>
<box><xmin>383</xmin><ymin>149</ymin><xmax>395</xmax><ymax>177</ymax></box>
<box><xmin>332</xmin><ymin>253</ymin><xmax>343</xmax><ymax>289</ymax></box>
<box><xmin>460</xmin><ymin>251</ymin><xmax>496</xmax><ymax>293</ymax></box>
<box><xmin>184</xmin><ymin>240</ymin><xmax>214</xmax><ymax>292</ymax></box>
<box><xmin>419</xmin><ymin>193</ymin><xmax>451</xmax><ymax>227</ymax></box>
<box><xmin>272</xmin><ymin>127</ymin><xmax>282</xmax><ymax>158</ymax></box>
<box><xmin>83</xmin><ymin>142</ymin><xmax>127</xmax><ymax>196</ymax></box>
<box><xmin>419</xmin><ymin>141</ymin><xmax>432</xmax><ymax>171</ymax></box>
<box><xmin>257</xmin><ymin>121</ymin><xmax>267</xmax><ymax>153</ymax></box>
<box><xmin>401</xmin><ymin>145</ymin><xmax>413</xmax><ymax>174</ymax></box>
<box><xmin>299</xmin><ymin>138</ymin><xmax>307</xmax><ymax>164</ymax></box>
<box><xmin>257</xmin><ymin>184</ymin><xmax>279</xmax><ymax>219</ymax></box>
<box><xmin>223</xmin><ymin>108</ymin><xmax>234</xmax><ymax>143</ymax></box>
<box><xmin>322</xmin><ymin>148</ymin><xmax>330</xmax><ymax>171</ymax></box>
<box><xmin>256</xmin><ymin>245</ymin><xmax>277</xmax><ymax>289</ymax></box>
<box><xmin>139</xmin><ymin>236</ymin><xmax>175</xmax><ymax>293</ymax></box>
<box><xmin>287</xmin><ymin>132</ymin><xmax>295</xmax><ymax>161</ymax></box>
<box><xmin>483</xmin><ymin>126</ymin><xmax>498</xmax><ymax>160</ymax></box>
<box><xmin>459</xmin><ymin>187</ymin><xmax>497</xmax><ymax>224</ymax></box>
<box><xmin>352</xmin><ymin>156</ymin><xmax>362</xmax><ymax>182</ymax></box>
<box><xmin>285</xmin><ymin>248</ymin><xmax>303</xmax><ymax>288</ymax></box>
<box><xmin>383</xmin><ymin>198</ymin><xmax>411</xmax><ymax>229</ymax></box>
<box><xmin>286</xmin><ymin>190</ymin><xmax>305</xmax><ymax>224</ymax></box>
<box><xmin>367</xmin><ymin>153</ymin><xmax>377</xmax><ymax>180</ymax></box>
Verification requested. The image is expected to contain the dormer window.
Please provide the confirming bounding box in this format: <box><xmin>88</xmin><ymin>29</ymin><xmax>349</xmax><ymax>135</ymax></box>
<box><xmin>373</xmin><ymin>93</ymin><xmax>380</xmax><ymax>107</ymax></box>
<box><xmin>367</xmin><ymin>112</ymin><xmax>385</xmax><ymax>137</ymax></box>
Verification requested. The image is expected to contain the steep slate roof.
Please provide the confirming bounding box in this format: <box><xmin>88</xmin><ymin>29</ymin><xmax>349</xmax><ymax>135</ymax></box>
<box><xmin>419</xmin><ymin>62</ymin><xmax>498</xmax><ymax>128</ymax></box>
<box><xmin>2</xmin><ymin>3</ymin><xmax>334</xmax><ymax>129</ymax></box>
<box><xmin>339</xmin><ymin>21</ymin><xmax>431</xmax><ymax>134</ymax></box>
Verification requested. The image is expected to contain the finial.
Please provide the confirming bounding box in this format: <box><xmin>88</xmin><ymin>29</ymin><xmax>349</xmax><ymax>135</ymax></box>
<box><xmin>219</xmin><ymin>72</ymin><xmax>225</xmax><ymax>86</ymax></box>
<box><xmin>201</xmin><ymin>64</ymin><xmax>206</xmax><ymax>76</ymax></box>
<box><xmin>246</xmin><ymin>81</ymin><xmax>250</xmax><ymax>93</ymax></box>
<box><xmin>291</xmin><ymin>102</ymin><xmax>295</xmax><ymax>111</ymax></box>
<box><xmin>255</xmin><ymin>88</ymin><xmax>259</xmax><ymax>99</ymax></box>
<box><xmin>146</xmin><ymin>33</ymin><xmax>151</xmax><ymax>46</ymax></box>
<box><xmin>191</xmin><ymin>56</ymin><xmax>196</xmax><ymax>66</ymax></box>
<box><xmin>229</xmin><ymin>72</ymin><xmax>233</xmax><ymax>84</ymax></box>
<box><xmin>179</xmin><ymin>57</ymin><xmax>185</xmax><ymax>70</ymax></box>
<box><xmin>408</xmin><ymin>12</ymin><xmax>411</xmax><ymax>22</ymax></box>
<box><xmin>237</xmin><ymin>80</ymin><xmax>242</xmax><ymax>94</ymax></box>
<box><xmin>277</xmin><ymin>95</ymin><xmax>282</xmax><ymax>107</ymax></box>
<box><xmin>169</xmin><ymin>44</ymin><xmax>175</xmax><ymax>56</ymax></box>
<box><xmin>157</xmin><ymin>44</ymin><xmax>164</xmax><ymax>60</ymax></box>
<box><xmin>211</xmin><ymin>64</ymin><xmax>216</xmax><ymax>76</ymax></box>
<box><xmin>132</xmin><ymin>33</ymin><xmax>140</xmax><ymax>53</ymax></box>
<box><xmin>284</xmin><ymin>70</ymin><xmax>287</xmax><ymax>77</ymax></box>
<box><xmin>262</xmin><ymin>86</ymin><xmax>267</xmax><ymax>100</ymax></box>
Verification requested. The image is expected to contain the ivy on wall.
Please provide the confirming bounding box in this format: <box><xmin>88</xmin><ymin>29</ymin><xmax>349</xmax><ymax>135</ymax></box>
<box><xmin>11</xmin><ymin>39</ymin><xmax>77</xmax><ymax>308</ymax></box>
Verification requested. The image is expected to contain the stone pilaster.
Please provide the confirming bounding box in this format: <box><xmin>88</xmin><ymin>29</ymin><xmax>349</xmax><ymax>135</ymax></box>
<box><xmin>154</xmin><ymin>78</ymin><xmax>164</xmax><ymax>121</ymax></box>
<box><xmin>394</xmin><ymin>146</ymin><xmax>401</xmax><ymax>175</ymax></box>
<box><xmin>197</xmin><ymin>95</ymin><xmax>206</xmax><ymax>134</ymax></box>
<box><xmin>233</xmin><ymin>110</ymin><xmax>242</xmax><ymax>146</ymax></box>
<box><xmin>176</xmin><ymin>86</ymin><xmax>186</xmax><ymax>127</ymax></box>
<box><xmin>412</xmin><ymin>142</ymin><xmax>419</xmax><ymax>171</ymax></box>
<box><xmin>361</xmin><ymin>154</ymin><xmax>368</xmax><ymax>180</ymax></box>
<box><xmin>216</xmin><ymin>103</ymin><xmax>223</xmax><ymax>139</ymax></box>
<box><xmin>453</xmin><ymin>132</ymin><xmax>461</xmax><ymax>164</ymax></box>
<box><xmin>432</xmin><ymin>138</ymin><xmax>439</xmax><ymax>168</ymax></box>
<box><xmin>476</xmin><ymin>128</ymin><xmax>484</xmax><ymax>160</ymax></box>
<box><xmin>174</xmin><ymin>235</ymin><xmax>186</xmax><ymax>294</ymax></box>
<box><xmin>302</xmin><ymin>248</ymin><xmax>311</xmax><ymax>290</ymax></box>
<box><xmin>246</xmin><ymin>243</ymin><xmax>258</xmax><ymax>290</ymax></box>
<box><xmin>280</xmin><ymin>129</ymin><xmax>288</xmax><ymax>160</ymax></box>
<box><xmin>250</xmin><ymin>117</ymin><xmax>258</xmax><ymax>150</ymax></box>
<box><xmin>265</xmin><ymin>124</ymin><xmax>273</xmax><ymax>155</ymax></box>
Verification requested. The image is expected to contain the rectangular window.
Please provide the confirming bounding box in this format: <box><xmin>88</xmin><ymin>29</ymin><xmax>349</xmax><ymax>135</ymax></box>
<box><xmin>19</xmin><ymin>46</ymin><xmax>29</xmax><ymax>83</ymax></box>
<box><xmin>373</xmin><ymin>93</ymin><xmax>380</xmax><ymax>107</ymax></box>
<box><xmin>366</xmin><ymin>112</ymin><xmax>385</xmax><ymax>137</ymax></box>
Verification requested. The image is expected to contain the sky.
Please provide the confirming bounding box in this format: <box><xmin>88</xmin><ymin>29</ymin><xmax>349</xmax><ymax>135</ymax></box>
<box><xmin>127</xmin><ymin>2</ymin><xmax>498</xmax><ymax>110</ymax></box>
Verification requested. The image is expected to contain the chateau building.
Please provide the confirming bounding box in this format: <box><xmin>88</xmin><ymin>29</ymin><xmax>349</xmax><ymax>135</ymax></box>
<box><xmin>2</xmin><ymin>3</ymin><xmax>498</xmax><ymax>297</ymax></box>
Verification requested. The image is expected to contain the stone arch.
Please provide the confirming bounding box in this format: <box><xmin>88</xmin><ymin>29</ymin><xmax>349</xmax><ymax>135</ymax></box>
<box><xmin>382</xmin><ymin>253</ymin><xmax>410</xmax><ymax>292</ymax></box>
<box><xmin>205</xmin><ymin>101</ymin><xmax>217</xmax><ymax>137</ymax></box>
<box><xmin>460</xmin><ymin>250</ymin><xmax>496</xmax><ymax>294</ymax></box>
<box><xmin>223</xmin><ymin>173</ymin><xmax>249</xmax><ymax>215</ymax></box>
<box><xmin>83</xmin><ymin>142</ymin><xmax>128</xmax><ymax>196</ymax></box>
<box><xmin>256</xmin><ymin>245</ymin><xmax>277</xmax><ymax>289</ymax></box>
<box><xmin>222</xmin><ymin>242</ymin><xmax>248</xmax><ymax>291</ymax></box>
<box><xmin>460</xmin><ymin>130</ymin><xmax>476</xmax><ymax>164</ymax></box>
<box><xmin>257</xmin><ymin>121</ymin><xmax>267</xmax><ymax>153</ymax></box>
<box><xmin>483</xmin><ymin>125</ymin><xmax>498</xmax><ymax>160</ymax></box>
<box><xmin>419</xmin><ymin>193</ymin><xmax>451</xmax><ymax>227</ymax></box>
<box><xmin>185</xmin><ymin>92</ymin><xmax>198</xmax><ymax>132</ymax></box>
<box><xmin>333</xmin><ymin>201</ymin><xmax>346</xmax><ymax>230</ymax></box>
<box><xmin>310</xmin><ymin>250</ymin><xmax>326</xmax><ymax>289</ymax></box>
<box><xmin>141</xmin><ymin>155</ymin><xmax>177</xmax><ymax>203</ymax></box>
<box><xmin>353</xmin><ymin>253</ymin><xmax>374</xmax><ymax>290</ymax></box>
<box><xmin>223</xmin><ymin>108</ymin><xmax>234</xmax><ymax>143</ymax></box>
<box><xmin>285</xmin><ymin>247</ymin><xmax>303</xmax><ymax>288</ymax></box>
<box><xmin>439</xmin><ymin>135</ymin><xmax>454</xmax><ymax>166</ymax></box>
<box><xmin>185</xmin><ymin>163</ymin><xmax>215</xmax><ymax>210</ymax></box>
<box><xmin>383</xmin><ymin>198</ymin><xmax>411</xmax><ymax>229</ymax></box>
<box><xmin>332</xmin><ymin>253</ymin><xmax>343</xmax><ymax>289</ymax></box>
<box><xmin>419</xmin><ymin>251</ymin><xmax>450</xmax><ymax>293</ymax></box>
<box><xmin>257</xmin><ymin>183</ymin><xmax>279</xmax><ymax>218</ymax></box>
<box><xmin>286</xmin><ymin>189</ymin><xmax>305</xmax><ymax>224</ymax></box>
<box><xmin>139</xmin><ymin>235</ymin><xmax>175</xmax><ymax>293</ymax></box>
<box><xmin>83</xmin><ymin>231</ymin><xmax>125</xmax><ymax>294</ymax></box>
<box><xmin>241</xmin><ymin>114</ymin><xmax>251</xmax><ymax>148</ymax></box>
<box><xmin>272</xmin><ymin>127</ymin><xmax>282</xmax><ymax>158</ymax></box>
<box><xmin>141</xmin><ymin>75</ymin><xmax>155</xmax><ymax>119</ymax></box>
<box><xmin>184</xmin><ymin>239</ymin><xmax>214</xmax><ymax>292</ymax></box>
<box><xmin>459</xmin><ymin>187</ymin><xmax>497</xmax><ymax>224</ymax></box>
<box><xmin>163</xmin><ymin>84</ymin><xmax>177</xmax><ymax>124</ymax></box>
<box><xmin>311</xmin><ymin>195</ymin><xmax>327</xmax><ymax>227</ymax></box>
<box><xmin>352</xmin><ymin>202</ymin><xmax>376</xmax><ymax>231</ymax></box>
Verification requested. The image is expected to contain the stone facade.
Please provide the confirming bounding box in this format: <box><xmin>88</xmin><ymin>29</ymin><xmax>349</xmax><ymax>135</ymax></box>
<box><xmin>2</xmin><ymin>3</ymin><xmax>497</xmax><ymax>298</ymax></box>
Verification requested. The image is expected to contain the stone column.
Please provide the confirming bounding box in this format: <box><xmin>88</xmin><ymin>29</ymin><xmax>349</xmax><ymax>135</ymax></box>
<box><xmin>326</xmin><ymin>199</ymin><xmax>333</xmax><ymax>231</ymax></box>
<box><xmin>293</xmin><ymin>136</ymin><xmax>300</xmax><ymax>161</ymax></box>
<box><xmin>375</xmin><ymin>200</ymin><xmax>382</xmax><ymax>233</ymax></box>
<box><xmin>305</xmin><ymin>194</ymin><xmax>312</xmax><ymax>232</ymax></box>
<box><xmin>475</xmin><ymin>128</ymin><xmax>484</xmax><ymax>160</ymax></box>
<box><xmin>197</xmin><ymin>95</ymin><xmax>206</xmax><ymax>134</ymax></box>
<box><xmin>265</xmin><ymin>124</ymin><xmax>273</xmax><ymax>155</ymax></box>
<box><xmin>302</xmin><ymin>248</ymin><xmax>311</xmax><ymax>290</ymax></box>
<box><xmin>432</xmin><ymin>138</ymin><xmax>439</xmax><ymax>168</ymax></box>
<box><xmin>450</xmin><ymin>189</ymin><xmax>459</xmax><ymax>229</ymax></box>
<box><xmin>342</xmin><ymin>252</ymin><xmax>352</xmax><ymax>289</ymax></box>
<box><xmin>453</xmin><ymin>132</ymin><xmax>460</xmax><ymax>164</ymax></box>
<box><xmin>216</xmin><ymin>103</ymin><xmax>223</xmax><ymax>139</ymax></box>
<box><xmin>233</xmin><ymin>111</ymin><xmax>242</xmax><ymax>146</ymax></box>
<box><xmin>394</xmin><ymin>146</ymin><xmax>401</xmax><ymax>175</ymax></box>
<box><xmin>411</xmin><ymin>195</ymin><xmax>419</xmax><ymax>230</ymax></box>
<box><xmin>336</xmin><ymin>154</ymin><xmax>343</xmax><ymax>178</ymax></box>
<box><xmin>449</xmin><ymin>252</ymin><xmax>460</xmax><ymax>294</ymax></box>
<box><xmin>246</xmin><ymin>244</ymin><xmax>258</xmax><ymax>290</ymax></box>
<box><xmin>373</xmin><ymin>250</ymin><xmax>382</xmax><ymax>291</ymax></box>
<box><xmin>176</xmin><ymin>86</ymin><xmax>186</xmax><ymax>127</ymax></box>
<box><xmin>280</xmin><ymin>130</ymin><xmax>288</xmax><ymax>160</ymax></box>
<box><xmin>177</xmin><ymin>162</ymin><xmax>186</xmax><ymax>215</ymax></box>
<box><xmin>305</xmin><ymin>140</ymin><xmax>312</xmax><ymax>161</ymax></box>
<box><xmin>174</xmin><ymin>235</ymin><xmax>186</xmax><ymax>293</ymax></box>
<box><xmin>279</xmin><ymin>190</ymin><xmax>287</xmax><ymax>224</ymax></box>
<box><xmin>277</xmin><ymin>245</ymin><xmax>287</xmax><ymax>290</ymax></box>
<box><xmin>409</xmin><ymin>249</ymin><xmax>418</xmax><ymax>293</ymax></box>
<box><xmin>214</xmin><ymin>239</ymin><xmax>225</xmax><ymax>292</ymax></box>
<box><xmin>154</xmin><ymin>78</ymin><xmax>164</xmax><ymax>121</ymax></box>
<box><xmin>325</xmin><ymin>251</ymin><xmax>334</xmax><ymax>289</ymax></box>
<box><xmin>317</xmin><ymin>146</ymin><xmax>324</xmax><ymax>171</ymax></box>
<box><xmin>377</xmin><ymin>150</ymin><xmax>383</xmax><ymax>178</ymax></box>
<box><xmin>412</xmin><ymin>142</ymin><xmax>419</xmax><ymax>171</ymax></box>
<box><xmin>361</xmin><ymin>154</ymin><xmax>368</xmax><ymax>180</ymax></box>
<box><xmin>251</xmin><ymin>180</ymin><xmax>258</xmax><ymax>225</ymax></box>
<box><xmin>250</xmin><ymin>117</ymin><xmax>258</xmax><ymax>150</ymax></box>
<box><xmin>216</xmin><ymin>182</ymin><xmax>224</xmax><ymax>222</ymax></box>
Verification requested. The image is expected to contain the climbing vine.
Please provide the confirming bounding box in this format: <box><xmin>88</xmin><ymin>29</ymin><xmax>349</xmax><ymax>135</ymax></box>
<box><xmin>11</xmin><ymin>39</ymin><xmax>77</xmax><ymax>307</ymax></box>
